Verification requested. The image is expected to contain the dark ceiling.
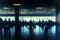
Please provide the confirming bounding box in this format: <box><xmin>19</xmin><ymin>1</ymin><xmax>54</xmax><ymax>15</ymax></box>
<box><xmin>0</xmin><ymin>0</ymin><xmax>59</xmax><ymax>7</ymax></box>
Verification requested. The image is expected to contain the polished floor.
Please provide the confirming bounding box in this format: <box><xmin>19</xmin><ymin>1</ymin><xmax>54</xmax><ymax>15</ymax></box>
<box><xmin>0</xmin><ymin>25</ymin><xmax>58</xmax><ymax>40</ymax></box>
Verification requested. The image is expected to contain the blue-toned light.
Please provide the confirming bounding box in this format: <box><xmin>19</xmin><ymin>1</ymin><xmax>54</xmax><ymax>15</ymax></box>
<box><xmin>10</xmin><ymin>26</ymin><xmax>15</xmax><ymax>36</ymax></box>
<box><xmin>12</xmin><ymin>26</ymin><xmax>15</xmax><ymax>36</ymax></box>
<box><xmin>21</xmin><ymin>26</ymin><xmax>24</xmax><ymax>35</ymax></box>
<box><xmin>10</xmin><ymin>27</ymin><xmax>13</xmax><ymax>36</ymax></box>
<box><xmin>12</xmin><ymin>26</ymin><xmax>15</xmax><ymax>34</ymax></box>
<box><xmin>33</xmin><ymin>25</ymin><xmax>40</xmax><ymax>35</ymax></box>
<box><xmin>48</xmin><ymin>25</ymin><xmax>56</xmax><ymax>39</ymax></box>
<box><xmin>39</xmin><ymin>27</ymin><xmax>44</xmax><ymax>33</ymax></box>
<box><xmin>33</xmin><ymin>25</ymin><xmax>43</xmax><ymax>35</ymax></box>
<box><xmin>50</xmin><ymin>25</ymin><xmax>56</xmax><ymax>34</ymax></box>
<box><xmin>2</xmin><ymin>28</ymin><xmax>4</xmax><ymax>36</ymax></box>
<box><xmin>24</xmin><ymin>26</ymin><xmax>29</xmax><ymax>35</ymax></box>
<box><xmin>21</xmin><ymin>26</ymin><xmax>29</xmax><ymax>36</ymax></box>
<box><xmin>58</xmin><ymin>26</ymin><xmax>60</xmax><ymax>33</ymax></box>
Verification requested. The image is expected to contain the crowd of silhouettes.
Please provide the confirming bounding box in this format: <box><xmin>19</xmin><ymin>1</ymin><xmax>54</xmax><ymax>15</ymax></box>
<box><xmin>0</xmin><ymin>18</ymin><xmax>15</xmax><ymax>40</ymax></box>
<box><xmin>0</xmin><ymin>18</ymin><xmax>56</xmax><ymax>40</ymax></box>
<box><xmin>19</xmin><ymin>20</ymin><xmax>56</xmax><ymax>40</ymax></box>
<box><xmin>19</xmin><ymin>20</ymin><xmax>55</xmax><ymax>29</ymax></box>
<box><xmin>0</xmin><ymin>18</ymin><xmax>56</xmax><ymax>34</ymax></box>
<box><xmin>0</xmin><ymin>18</ymin><xmax>56</xmax><ymax>29</ymax></box>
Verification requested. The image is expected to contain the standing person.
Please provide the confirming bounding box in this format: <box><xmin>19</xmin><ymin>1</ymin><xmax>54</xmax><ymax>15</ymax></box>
<box><xmin>4</xmin><ymin>19</ymin><xmax>9</xmax><ymax>40</ymax></box>
<box><xmin>38</xmin><ymin>20</ymin><xmax>44</xmax><ymax>29</ymax></box>
<box><xmin>43</xmin><ymin>20</ymin><xmax>55</xmax><ymax>40</ymax></box>
<box><xmin>26</xmin><ymin>20</ymin><xmax>36</xmax><ymax>40</ymax></box>
<box><xmin>8</xmin><ymin>18</ymin><xmax>12</xmax><ymax>40</ymax></box>
<box><xmin>0</xmin><ymin>18</ymin><xmax>3</xmax><ymax>40</ymax></box>
<box><xmin>11</xmin><ymin>20</ymin><xmax>15</xmax><ymax>40</ymax></box>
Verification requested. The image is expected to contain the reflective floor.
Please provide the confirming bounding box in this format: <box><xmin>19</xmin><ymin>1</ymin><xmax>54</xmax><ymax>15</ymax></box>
<box><xmin>0</xmin><ymin>25</ymin><xmax>59</xmax><ymax>40</ymax></box>
<box><xmin>21</xmin><ymin>25</ymin><xmax>56</xmax><ymax>40</ymax></box>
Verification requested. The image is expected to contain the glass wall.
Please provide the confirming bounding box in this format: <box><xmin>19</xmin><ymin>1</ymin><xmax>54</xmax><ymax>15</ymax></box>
<box><xmin>0</xmin><ymin>7</ymin><xmax>15</xmax><ymax>14</ymax></box>
<box><xmin>19</xmin><ymin>7</ymin><xmax>56</xmax><ymax>15</ymax></box>
<box><xmin>19</xmin><ymin>16</ymin><xmax>56</xmax><ymax>40</ymax></box>
<box><xmin>0</xmin><ymin>6</ymin><xmax>56</xmax><ymax>40</ymax></box>
<box><xmin>0</xmin><ymin>16</ymin><xmax>15</xmax><ymax>21</ymax></box>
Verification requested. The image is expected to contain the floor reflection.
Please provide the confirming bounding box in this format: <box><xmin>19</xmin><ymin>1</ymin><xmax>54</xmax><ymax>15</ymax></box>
<box><xmin>21</xmin><ymin>25</ymin><xmax>56</xmax><ymax>40</ymax></box>
<box><xmin>0</xmin><ymin>25</ymin><xmax>57</xmax><ymax>40</ymax></box>
<box><xmin>48</xmin><ymin>25</ymin><xmax>56</xmax><ymax>40</ymax></box>
<box><xmin>33</xmin><ymin>25</ymin><xmax>44</xmax><ymax>35</ymax></box>
<box><xmin>21</xmin><ymin>26</ymin><xmax>29</xmax><ymax>36</ymax></box>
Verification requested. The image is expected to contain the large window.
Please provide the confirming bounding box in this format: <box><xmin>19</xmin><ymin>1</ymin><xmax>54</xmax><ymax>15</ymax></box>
<box><xmin>19</xmin><ymin>7</ymin><xmax>56</xmax><ymax>14</ymax></box>
<box><xmin>0</xmin><ymin>7</ymin><xmax>15</xmax><ymax>14</ymax></box>
<box><xmin>0</xmin><ymin>16</ymin><xmax>15</xmax><ymax>21</ymax></box>
<box><xmin>20</xmin><ymin>16</ymin><xmax>56</xmax><ymax>40</ymax></box>
<box><xmin>19</xmin><ymin>16</ymin><xmax>56</xmax><ymax>22</ymax></box>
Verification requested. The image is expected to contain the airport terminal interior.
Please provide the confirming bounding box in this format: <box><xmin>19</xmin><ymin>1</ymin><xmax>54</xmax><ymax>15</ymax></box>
<box><xmin>0</xmin><ymin>0</ymin><xmax>60</xmax><ymax>40</ymax></box>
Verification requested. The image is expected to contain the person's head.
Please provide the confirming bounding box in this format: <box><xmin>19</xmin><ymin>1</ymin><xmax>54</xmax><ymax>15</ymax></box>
<box><xmin>39</xmin><ymin>20</ymin><xmax>41</xmax><ymax>22</ymax></box>
<box><xmin>4</xmin><ymin>19</ymin><xmax>6</xmax><ymax>21</ymax></box>
<box><xmin>0</xmin><ymin>18</ymin><xmax>2</xmax><ymax>20</ymax></box>
<box><xmin>32</xmin><ymin>20</ymin><xmax>34</xmax><ymax>22</ymax></box>
<box><xmin>0</xmin><ymin>18</ymin><xmax>3</xmax><ymax>21</ymax></box>
<box><xmin>48</xmin><ymin>20</ymin><xmax>52</xmax><ymax>22</ymax></box>
<box><xmin>42</xmin><ymin>20</ymin><xmax>44</xmax><ymax>22</ymax></box>
<box><xmin>12</xmin><ymin>20</ymin><xmax>14</xmax><ymax>22</ymax></box>
<box><xmin>30</xmin><ymin>20</ymin><xmax>32</xmax><ymax>22</ymax></box>
<box><xmin>8</xmin><ymin>18</ymin><xmax>11</xmax><ymax>21</ymax></box>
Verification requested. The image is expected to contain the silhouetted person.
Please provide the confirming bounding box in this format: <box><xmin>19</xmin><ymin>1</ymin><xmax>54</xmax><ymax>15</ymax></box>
<box><xmin>19</xmin><ymin>20</ymin><xmax>23</xmax><ymax>27</ymax></box>
<box><xmin>3</xmin><ymin>19</ymin><xmax>9</xmax><ymax>40</ymax></box>
<box><xmin>26</xmin><ymin>20</ymin><xmax>36</xmax><ymax>40</ymax></box>
<box><xmin>9</xmin><ymin>20</ymin><xmax>15</xmax><ymax>40</ymax></box>
<box><xmin>0</xmin><ymin>18</ymin><xmax>3</xmax><ymax>40</ymax></box>
<box><xmin>44</xmin><ymin>20</ymin><xmax>55</xmax><ymax>33</ymax></box>
<box><xmin>43</xmin><ymin>20</ymin><xmax>55</xmax><ymax>40</ymax></box>
<box><xmin>37</xmin><ymin>20</ymin><xmax>44</xmax><ymax>29</ymax></box>
<box><xmin>0</xmin><ymin>18</ymin><xmax>3</xmax><ymax>29</ymax></box>
<box><xmin>19</xmin><ymin>20</ymin><xmax>25</xmax><ymax>34</ymax></box>
<box><xmin>8</xmin><ymin>18</ymin><xmax>12</xmax><ymax>40</ymax></box>
<box><xmin>22</xmin><ymin>20</ymin><xmax>26</xmax><ymax>26</ymax></box>
<box><xmin>8</xmin><ymin>18</ymin><xmax>12</xmax><ymax>33</ymax></box>
<box><xmin>11</xmin><ymin>20</ymin><xmax>15</xmax><ymax>29</ymax></box>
